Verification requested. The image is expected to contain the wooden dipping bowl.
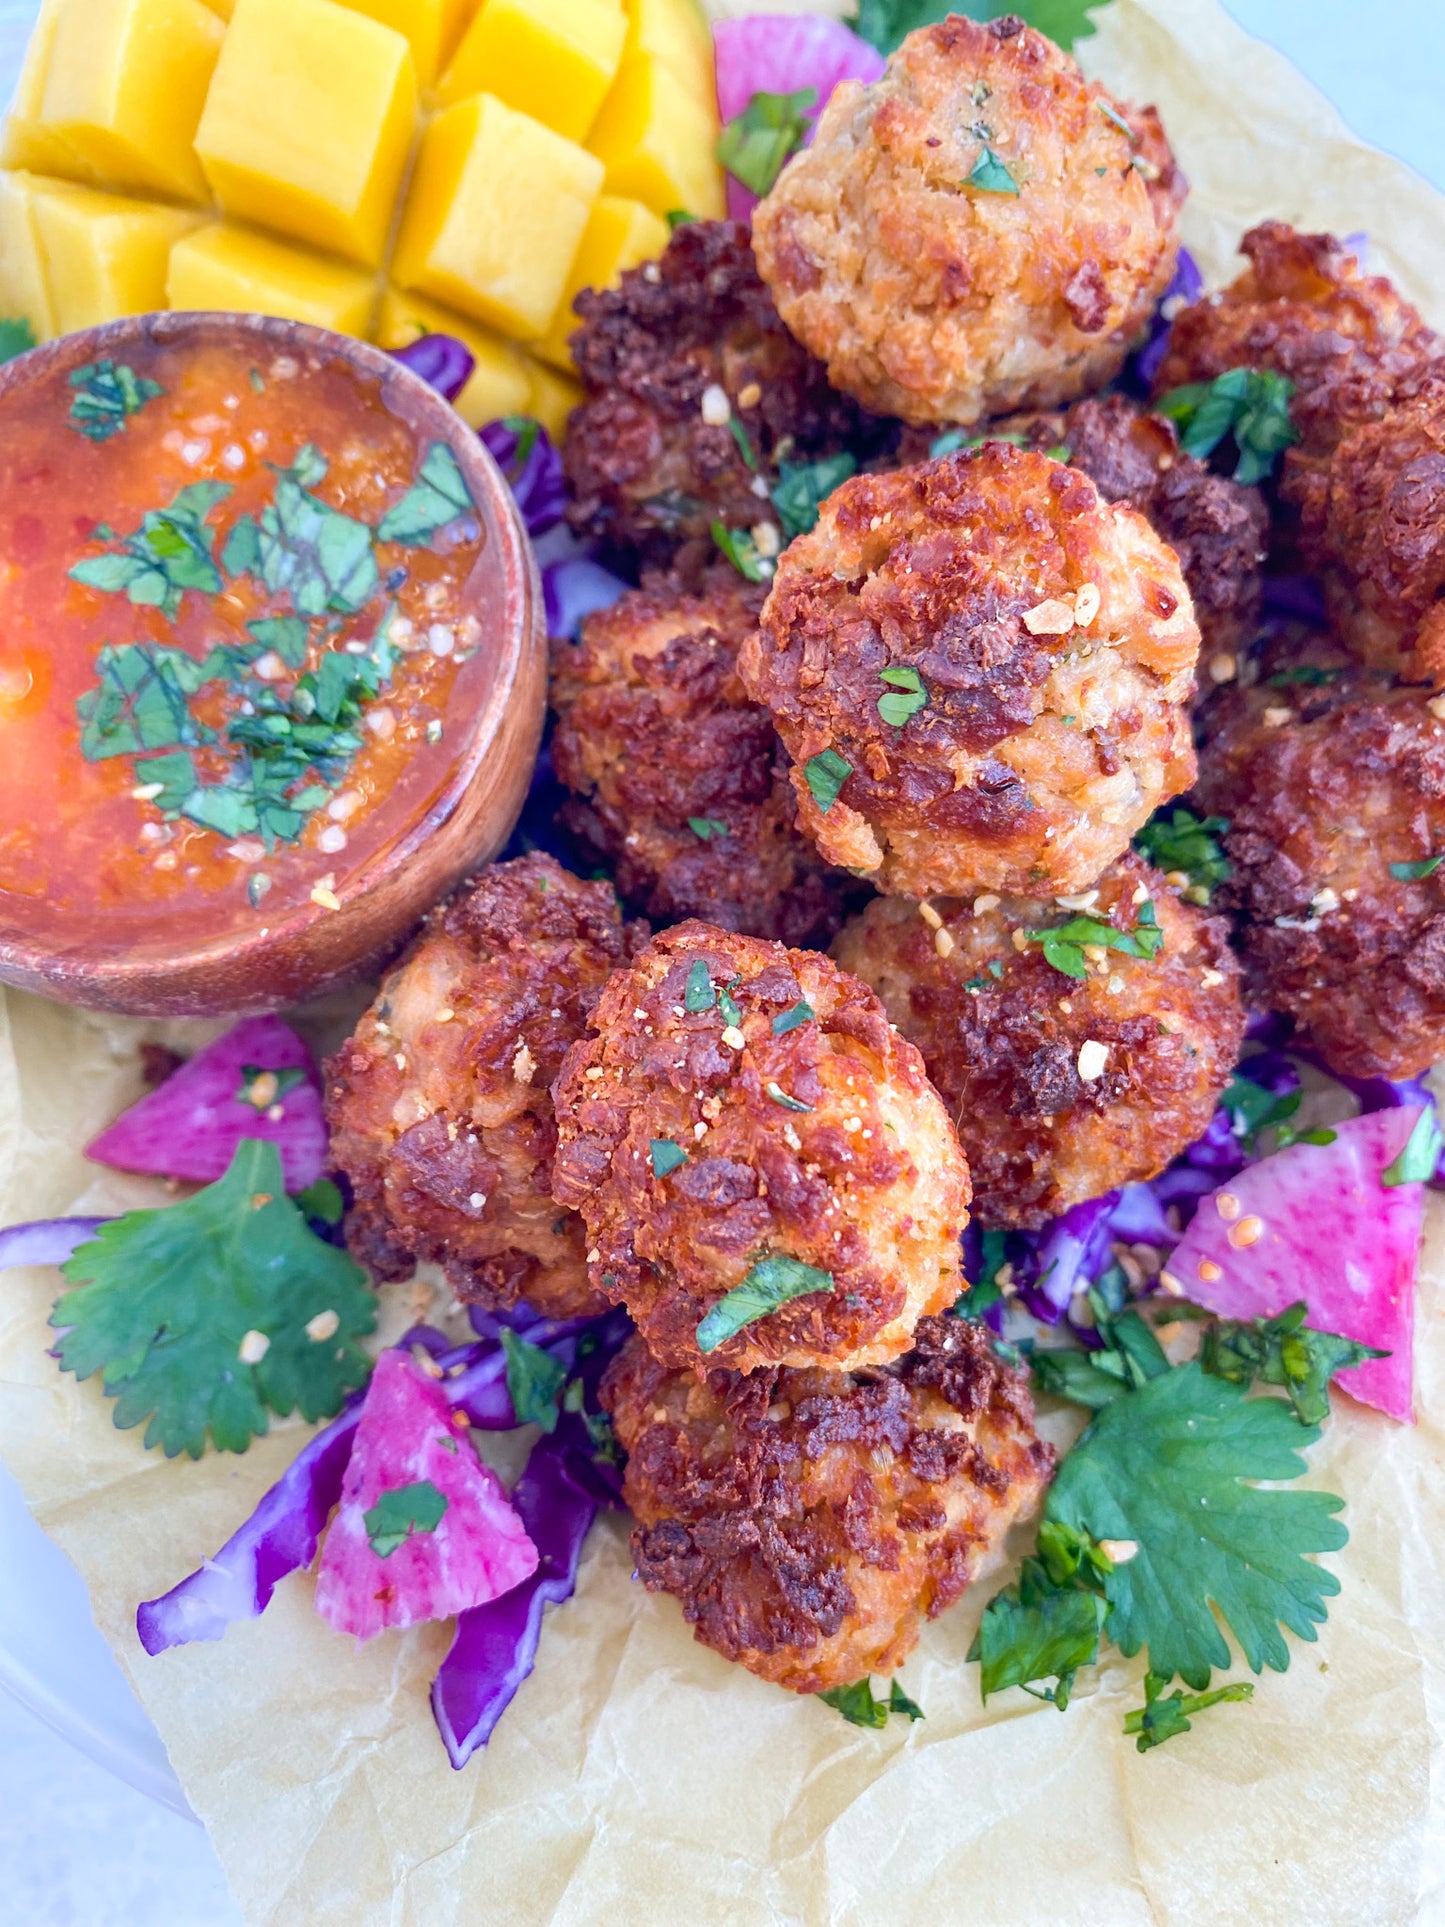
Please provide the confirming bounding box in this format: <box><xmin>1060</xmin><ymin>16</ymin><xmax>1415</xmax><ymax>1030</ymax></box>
<box><xmin>0</xmin><ymin>311</ymin><xmax>546</xmax><ymax>1017</ymax></box>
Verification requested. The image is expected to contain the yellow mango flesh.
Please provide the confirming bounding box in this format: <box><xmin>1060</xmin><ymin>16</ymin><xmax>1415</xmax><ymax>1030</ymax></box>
<box><xmin>195</xmin><ymin>0</ymin><xmax>419</xmax><ymax>268</ymax></box>
<box><xmin>376</xmin><ymin>286</ymin><xmax>533</xmax><ymax>428</ymax></box>
<box><xmin>29</xmin><ymin>180</ymin><xmax>204</xmax><ymax>333</ymax></box>
<box><xmin>1</xmin><ymin>0</ymin><xmax>94</xmax><ymax>180</ymax></box>
<box><xmin>623</xmin><ymin>0</ymin><xmax>714</xmax><ymax>106</ymax></box>
<box><xmin>393</xmin><ymin>94</ymin><xmax>603</xmax><ymax>340</ymax></box>
<box><xmin>439</xmin><ymin>0</ymin><xmax>626</xmax><ymax>144</ymax></box>
<box><xmin>337</xmin><ymin>0</ymin><xmax>475</xmax><ymax>89</ymax></box>
<box><xmin>526</xmin><ymin>359</ymin><xmax>583</xmax><ymax>440</ymax></box>
<box><xmin>168</xmin><ymin>223</ymin><xmax>378</xmax><ymax>334</ymax></box>
<box><xmin>535</xmin><ymin>192</ymin><xmax>666</xmax><ymax>371</ymax></box>
<box><xmin>588</xmin><ymin>51</ymin><xmax>723</xmax><ymax>220</ymax></box>
<box><xmin>197</xmin><ymin>0</ymin><xmax>234</xmax><ymax>13</ymax></box>
<box><xmin>40</xmin><ymin>0</ymin><xmax>223</xmax><ymax>205</ymax></box>
<box><xmin>0</xmin><ymin>173</ymin><xmax>57</xmax><ymax>340</ymax></box>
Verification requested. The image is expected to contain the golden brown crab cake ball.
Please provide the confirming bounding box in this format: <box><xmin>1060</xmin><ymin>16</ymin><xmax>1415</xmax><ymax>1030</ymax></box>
<box><xmin>601</xmin><ymin>1315</ymin><xmax>1054</xmax><ymax>1693</ymax></box>
<box><xmin>1194</xmin><ymin>638</ymin><xmax>1445</xmax><ymax>1078</ymax></box>
<box><xmin>1152</xmin><ymin>221</ymin><xmax>1440</xmax><ymax>460</ymax></box>
<box><xmin>738</xmin><ymin>444</ymin><xmax>1200</xmax><ymax>901</ymax></box>
<box><xmin>751</xmin><ymin>14</ymin><xmax>1184</xmax><ymax>427</ymax></box>
<box><xmin>833</xmin><ymin>854</ymin><xmax>1244</xmax><ymax>1229</ymax></box>
<box><xmin>549</xmin><ymin>569</ymin><xmax>851</xmax><ymax>946</ymax></box>
<box><xmin>551</xmin><ymin>922</ymin><xmax>970</xmax><ymax>1375</ymax></box>
<box><xmin>326</xmin><ymin>854</ymin><xmax>647</xmax><ymax>1319</ymax></box>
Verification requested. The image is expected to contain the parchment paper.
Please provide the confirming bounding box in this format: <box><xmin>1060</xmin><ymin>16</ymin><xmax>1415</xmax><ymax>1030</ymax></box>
<box><xmin>4</xmin><ymin>3</ymin><xmax>1445</xmax><ymax>1919</ymax></box>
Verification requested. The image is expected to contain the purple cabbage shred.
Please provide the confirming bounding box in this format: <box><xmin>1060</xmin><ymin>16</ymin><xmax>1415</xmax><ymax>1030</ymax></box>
<box><xmin>388</xmin><ymin>333</ymin><xmax>476</xmax><ymax>405</ymax></box>
<box><xmin>479</xmin><ymin>417</ymin><xmax>567</xmax><ymax>537</ymax></box>
<box><xmin>1130</xmin><ymin>247</ymin><xmax>1203</xmax><ymax>392</ymax></box>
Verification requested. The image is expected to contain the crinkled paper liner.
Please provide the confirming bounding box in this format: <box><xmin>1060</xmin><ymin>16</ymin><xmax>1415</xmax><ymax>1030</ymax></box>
<box><xmin>4</xmin><ymin>3</ymin><xmax>1445</xmax><ymax>1918</ymax></box>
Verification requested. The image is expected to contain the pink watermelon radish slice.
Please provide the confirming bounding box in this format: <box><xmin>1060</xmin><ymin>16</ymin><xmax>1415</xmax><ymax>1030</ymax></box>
<box><xmin>314</xmin><ymin>1350</ymin><xmax>538</xmax><ymax>1639</ymax></box>
<box><xmin>1165</xmin><ymin>1108</ymin><xmax>1426</xmax><ymax>1423</ymax></box>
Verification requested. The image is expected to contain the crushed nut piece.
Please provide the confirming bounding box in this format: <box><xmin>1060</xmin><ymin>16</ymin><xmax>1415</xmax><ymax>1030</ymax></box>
<box><xmin>1073</xmin><ymin>582</ymin><xmax>1101</xmax><ymax>626</ymax></box>
<box><xmin>239</xmin><ymin>1329</ymin><xmax>270</xmax><ymax>1365</ymax></box>
<box><xmin>1076</xmin><ymin>1038</ymin><xmax>1109</xmax><ymax>1081</ymax></box>
<box><xmin>305</xmin><ymin>1309</ymin><xmax>340</xmax><ymax>1343</ymax></box>
<box><xmin>1022</xmin><ymin>596</ymin><xmax>1076</xmax><ymax>636</ymax></box>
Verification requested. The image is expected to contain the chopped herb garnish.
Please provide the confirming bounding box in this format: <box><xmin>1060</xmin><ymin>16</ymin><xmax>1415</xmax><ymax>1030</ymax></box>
<box><xmin>1155</xmin><ymin>366</ymin><xmax>1299</xmax><ymax>486</ymax></box>
<box><xmin>1025</xmin><ymin>909</ymin><xmax>1163</xmax><ymax>980</ymax></box>
<box><xmin>78</xmin><ymin>644</ymin><xmax>211</xmax><ymax>760</ymax></box>
<box><xmin>695</xmin><ymin>1253</ymin><xmax>837</xmax><ymax>1352</ymax></box>
<box><xmin>1199</xmin><ymin>1301</ymin><xmax>1386</xmax><ymax>1427</ymax></box>
<box><xmin>1382</xmin><ymin>1106</ymin><xmax>1444</xmax><ymax>1186</ymax></box>
<box><xmin>803</xmin><ymin>748</ymin><xmax>852</xmax><ymax>814</ymax></box>
<box><xmin>716</xmin><ymin>87</ymin><xmax>816</xmax><ymax>198</ymax></box>
<box><xmin>1390</xmin><ymin>854</ymin><xmax>1444</xmax><ymax>881</ymax></box>
<box><xmin>771</xmin><ymin>454</ymin><xmax>857</xmax><ymax>538</ymax></box>
<box><xmin>1096</xmin><ymin>99</ymin><xmax>1135</xmax><ymax>141</ymax></box>
<box><xmin>363</xmin><ymin>1480</ymin><xmax>448</xmax><ymax>1558</ymax></box>
<box><xmin>237</xmin><ymin>1064</ymin><xmax>307</xmax><ymax>1106</ymax></box>
<box><xmin>1123</xmin><ymin>1673</ymin><xmax>1253</xmax><ymax>1753</ymax></box>
<box><xmin>877</xmin><ymin>664</ymin><xmax>928</xmax><ymax>727</ymax></box>
<box><xmin>765</xmin><ymin>1081</ymin><xmax>812</xmax><ymax>1112</ymax></box>
<box><xmin>650</xmin><ymin>1138</ymin><xmax>688</xmax><ymax>1178</ymax></box>
<box><xmin>376</xmin><ymin>442</ymin><xmax>476</xmax><ymax>547</ymax></box>
<box><xmin>962</xmin><ymin>959</ymin><xmax>1007</xmax><ymax>991</ymax></box>
<box><xmin>688</xmin><ymin>816</ymin><xmax>729</xmax><ymax>841</ymax></box>
<box><xmin>966</xmin><ymin>146</ymin><xmax>1020</xmax><ymax>194</ymax></box>
<box><xmin>1266</xmin><ymin>664</ymin><xmax>1342</xmax><ymax>687</ymax></box>
<box><xmin>71</xmin><ymin>480</ymin><xmax>233</xmax><ymax>621</ymax></box>
<box><xmin>854</xmin><ymin>0</ymin><xmax>1099</xmax><ymax>54</ymax></box>
<box><xmin>727</xmin><ymin>415</ymin><xmax>758</xmax><ymax>472</ymax></box>
<box><xmin>711</xmin><ymin>519</ymin><xmax>771</xmax><ymax>582</ymax></box>
<box><xmin>666</xmin><ymin>209</ymin><xmax>695</xmax><ymax>229</ymax></box>
<box><xmin>67</xmin><ymin>359</ymin><xmax>163</xmax><ymax>442</ymax></box>
<box><xmin>970</xmin><ymin>1543</ymin><xmax>1109</xmax><ymax>1709</ymax></box>
<box><xmin>501</xmin><ymin>1328</ymin><xmax>568</xmax><ymax>1431</ymax></box>
<box><xmin>1222</xmin><ymin>1072</ymin><xmax>1302</xmax><ymax>1147</ymax></box>
<box><xmin>818</xmin><ymin>1678</ymin><xmax>924</xmax><ymax>1727</ymax></box>
<box><xmin>246</xmin><ymin>615</ymin><xmax>311</xmax><ymax>668</ymax></box>
<box><xmin>717</xmin><ymin>983</ymin><xmax>743</xmax><ymax>1027</ymax></box>
<box><xmin>955</xmin><ymin>1226</ymin><xmax>1010</xmax><ymax>1321</ymax></box>
<box><xmin>225</xmin><ymin>446</ymin><xmax>378</xmax><ymax>616</ymax></box>
<box><xmin>772</xmin><ymin>999</ymin><xmax>815</xmax><ymax>1035</ymax></box>
<box><xmin>0</xmin><ymin>316</ymin><xmax>36</xmax><ymax>363</ymax></box>
<box><xmin>294</xmin><ymin>1178</ymin><xmax>345</xmax><ymax>1226</ymax></box>
<box><xmin>1133</xmin><ymin>807</ymin><xmax>1231</xmax><ymax>902</ymax></box>
<box><xmin>683</xmin><ymin>959</ymin><xmax>716</xmax><ymax>1013</ymax></box>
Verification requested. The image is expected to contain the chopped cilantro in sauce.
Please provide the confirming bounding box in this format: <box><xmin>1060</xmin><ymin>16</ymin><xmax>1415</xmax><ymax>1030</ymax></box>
<box><xmin>68</xmin><ymin>360</ymin><xmax>163</xmax><ymax>443</ymax></box>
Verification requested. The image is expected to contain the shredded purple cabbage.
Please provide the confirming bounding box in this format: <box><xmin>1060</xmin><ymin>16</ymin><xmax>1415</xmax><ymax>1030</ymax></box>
<box><xmin>1262</xmin><ymin>574</ymin><xmax>1328</xmax><ymax>623</ymax></box>
<box><xmin>388</xmin><ymin>333</ymin><xmax>476</xmax><ymax>405</ymax></box>
<box><xmin>1130</xmin><ymin>247</ymin><xmax>1204</xmax><ymax>391</ymax></box>
<box><xmin>479</xmin><ymin>418</ymin><xmax>567</xmax><ymax>536</ymax></box>
<box><xmin>0</xmin><ymin>1217</ymin><xmax>109</xmax><ymax>1269</ymax></box>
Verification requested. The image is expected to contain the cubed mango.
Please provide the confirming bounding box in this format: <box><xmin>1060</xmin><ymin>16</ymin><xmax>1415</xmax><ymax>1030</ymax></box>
<box><xmin>588</xmin><ymin>52</ymin><xmax>723</xmax><ymax>221</ymax></box>
<box><xmin>39</xmin><ymin>0</ymin><xmax>223</xmax><ymax>206</ymax></box>
<box><xmin>535</xmin><ymin>194</ymin><xmax>667</xmax><ymax>371</ymax></box>
<box><xmin>168</xmin><ymin>223</ymin><xmax>378</xmax><ymax>334</ymax></box>
<box><xmin>623</xmin><ymin>0</ymin><xmax>714</xmax><ymax>106</ymax></box>
<box><xmin>1</xmin><ymin>0</ymin><xmax>94</xmax><ymax>181</ymax></box>
<box><xmin>525</xmin><ymin>359</ymin><xmax>583</xmax><ymax>441</ymax></box>
<box><xmin>439</xmin><ymin>0</ymin><xmax>626</xmax><ymax>144</ymax></box>
<box><xmin>0</xmin><ymin>173</ymin><xmax>57</xmax><ymax>341</ymax></box>
<box><xmin>195</xmin><ymin>0</ymin><xmax>418</xmax><ymax>268</ymax></box>
<box><xmin>29</xmin><ymin>180</ymin><xmax>204</xmax><ymax>334</ymax></box>
<box><xmin>197</xmin><ymin>0</ymin><xmax>234</xmax><ymax>13</ymax></box>
<box><xmin>392</xmin><ymin>94</ymin><xmax>603</xmax><ymax>340</ymax></box>
<box><xmin>337</xmin><ymin>0</ymin><xmax>475</xmax><ymax>88</ymax></box>
<box><xmin>376</xmin><ymin>286</ymin><xmax>533</xmax><ymax>428</ymax></box>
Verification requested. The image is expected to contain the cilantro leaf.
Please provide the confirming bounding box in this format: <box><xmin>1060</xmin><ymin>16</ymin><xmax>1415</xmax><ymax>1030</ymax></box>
<box><xmin>76</xmin><ymin>643</ymin><xmax>212</xmax><ymax>760</ymax></box>
<box><xmin>696</xmin><ymin>1253</ymin><xmax>836</xmax><ymax>1352</ymax></box>
<box><xmin>966</xmin><ymin>147</ymin><xmax>1019</xmax><ymax>194</ymax></box>
<box><xmin>501</xmin><ymin>1328</ymin><xmax>568</xmax><ymax>1432</ymax></box>
<box><xmin>1047</xmin><ymin>1362</ymin><xmax>1347</xmax><ymax>1688</ymax></box>
<box><xmin>1199</xmin><ymin>1301</ymin><xmax>1385</xmax><ymax>1427</ymax></box>
<box><xmin>0</xmin><ymin>316</ymin><xmax>36</xmax><ymax>363</ymax></box>
<box><xmin>651</xmin><ymin>1137</ymin><xmax>688</xmax><ymax>1178</ymax></box>
<box><xmin>878</xmin><ymin>664</ymin><xmax>928</xmax><ymax>726</ymax></box>
<box><xmin>711</xmin><ymin>519</ymin><xmax>771</xmax><ymax>582</ymax></box>
<box><xmin>818</xmin><ymin>1678</ymin><xmax>924</xmax><ymax>1727</ymax></box>
<box><xmin>771</xmin><ymin>454</ymin><xmax>857</xmax><ymax>539</ymax></box>
<box><xmin>1222</xmin><ymin>1072</ymin><xmax>1301</xmax><ymax>1147</ymax></box>
<box><xmin>70</xmin><ymin>481</ymin><xmax>233</xmax><ymax>621</ymax></box>
<box><xmin>376</xmin><ymin>442</ymin><xmax>477</xmax><ymax>547</ymax></box>
<box><xmin>683</xmin><ymin>958</ymin><xmax>716</xmax><ymax>1012</ymax></box>
<box><xmin>363</xmin><ymin>1480</ymin><xmax>448</xmax><ymax>1558</ymax></box>
<box><xmin>688</xmin><ymin>816</ymin><xmax>729</xmax><ymax>841</ymax></box>
<box><xmin>854</xmin><ymin>0</ymin><xmax>1100</xmax><ymax>55</ymax></box>
<box><xmin>803</xmin><ymin>748</ymin><xmax>851</xmax><ymax>813</ymax></box>
<box><xmin>765</xmin><ymin>1080</ymin><xmax>812</xmax><ymax>1112</ymax></box>
<box><xmin>51</xmin><ymin>1140</ymin><xmax>375</xmax><ymax>1459</ymax></box>
<box><xmin>1124</xmin><ymin>1673</ymin><xmax>1254</xmax><ymax>1752</ymax></box>
<box><xmin>1024</xmin><ymin>909</ymin><xmax>1163</xmax><ymax>979</ymax></box>
<box><xmin>717</xmin><ymin>87</ymin><xmax>816</xmax><ymax>197</ymax></box>
<box><xmin>1155</xmin><ymin>367</ymin><xmax>1299</xmax><ymax>486</ymax></box>
<box><xmin>68</xmin><ymin>359</ymin><xmax>163</xmax><ymax>443</ymax></box>
<box><xmin>1133</xmin><ymin>808</ymin><xmax>1232</xmax><ymax>902</ymax></box>
<box><xmin>247</xmin><ymin>615</ymin><xmax>311</xmax><ymax>668</ymax></box>
<box><xmin>971</xmin><ymin>1578</ymin><xmax>1107</xmax><ymax>1708</ymax></box>
<box><xmin>230</xmin><ymin>449</ymin><xmax>379</xmax><ymax>616</ymax></box>
<box><xmin>772</xmin><ymin>998</ymin><xmax>814</xmax><ymax>1035</ymax></box>
<box><xmin>1390</xmin><ymin>854</ymin><xmax>1444</xmax><ymax>880</ymax></box>
<box><xmin>1382</xmin><ymin>1105</ymin><xmax>1444</xmax><ymax>1185</ymax></box>
<box><xmin>295</xmin><ymin>1178</ymin><xmax>345</xmax><ymax>1227</ymax></box>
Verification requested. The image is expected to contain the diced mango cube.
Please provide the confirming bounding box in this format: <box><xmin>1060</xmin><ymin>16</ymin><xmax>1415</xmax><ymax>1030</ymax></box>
<box><xmin>168</xmin><ymin>223</ymin><xmax>378</xmax><ymax>334</ymax></box>
<box><xmin>393</xmin><ymin>94</ymin><xmax>603</xmax><ymax>340</ymax></box>
<box><xmin>1</xmin><ymin>0</ymin><xmax>94</xmax><ymax>181</ymax></box>
<box><xmin>337</xmin><ymin>0</ymin><xmax>474</xmax><ymax>88</ymax></box>
<box><xmin>197</xmin><ymin>0</ymin><xmax>234</xmax><ymax>13</ymax></box>
<box><xmin>535</xmin><ymin>194</ymin><xmax>667</xmax><ymax>372</ymax></box>
<box><xmin>0</xmin><ymin>173</ymin><xmax>57</xmax><ymax>341</ymax></box>
<box><xmin>623</xmin><ymin>0</ymin><xmax>714</xmax><ymax>106</ymax></box>
<box><xmin>588</xmin><ymin>53</ymin><xmax>723</xmax><ymax>221</ymax></box>
<box><xmin>376</xmin><ymin>286</ymin><xmax>532</xmax><ymax>428</ymax></box>
<box><xmin>524</xmin><ymin>358</ymin><xmax>583</xmax><ymax>442</ymax></box>
<box><xmin>29</xmin><ymin>180</ymin><xmax>204</xmax><ymax>335</ymax></box>
<box><xmin>439</xmin><ymin>0</ymin><xmax>626</xmax><ymax>144</ymax></box>
<box><xmin>195</xmin><ymin>0</ymin><xmax>418</xmax><ymax>268</ymax></box>
<box><xmin>39</xmin><ymin>0</ymin><xmax>223</xmax><ymax>205</ymax></box>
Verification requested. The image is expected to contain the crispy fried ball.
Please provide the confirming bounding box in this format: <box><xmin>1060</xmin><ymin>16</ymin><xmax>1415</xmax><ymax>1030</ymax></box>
<box><xmin>751</xmin><ymin>14</ymin><xmax>1184</xmax><ymax>426</ymax></box>
<box><xmin>1288</xmin><ymin>371</ymin><xmax>1445</xmax><ymax>686</ymax></box>
<box><xmin>549</xmin><ymin>568</ymin><xmax>850</xmax><ymax>945</ymax></box>
<box><xmin>738</xmin><ymin>443</ymin><xmax>1200</xmax><ymax>901</ymax></box>
<box><xmin>562</xmin><ymin>217</ymin><xmax>881</xmax><ymax>567</ymax></box>
<box><xmin>326</xmin><ymin>854</ymin><xmax>646</xmax><ymax>1318</ymax></box>
<box><xmin>601</xmin><ymin>1315</ymin><xmax>1054</xmax><ymax>1692</ymax></box>
<box><xmin>1195</xmin><ymin>635</ymin><xmax>1445</xmax><ymax>1077</ymax></box>
<box><xmin>1152</xmin><ymin>221</ymin><xmax>1440</xmax><ymax>459</ymax></box>
<box><xmin>551</xmin><ymin>922</ymin><xmax>970</xmax><ymax>1375</ymax></box>
<box><xmin>833</xmin><ymin>854</ymin><xmax>1244</xmax><ymax>1228</ymax></box>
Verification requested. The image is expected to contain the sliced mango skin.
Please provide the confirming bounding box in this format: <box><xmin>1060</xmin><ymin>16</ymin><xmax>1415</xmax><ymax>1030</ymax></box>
<box><xmin>393</xmin><ymin>93</ymin><xmax>603</xmax><ymax>341</ymax></box>
<box><xmin>40</xmin><ymin>0</ymin><xmax>224</xmax><ymax>206</ymax></box>
<box><xmin>535</xmin><ymin>192</ymin><xmax>668</xmax><ymax>372</ymax></box>
<box><xmin>376</xmin><ymin>285</ymin><xmax>534</xmax><ymax>428</ymax></box>
<box><xmin>168</xmin><ymin>221</ymin><xmax>378</xmax><ymax>334</ymax></box>
<box><xmin>29</xmin><ymin>179</ymin><xmax>205</xmax><ymax>334</ymax></box>
<box><xmin>439</xmin><ymin>0</ymin><xmax>626</xmax><ymax>144</ymax></box>
<box><xmin>588</xmin><ymin>51</ymin><xmax>724</xmax><ymax>221</ymax></box>
<box><xmin>0</xmin><ymin>172</ymin><xmax>57</xmax><ymax>339</ymax></box>
<box><xmin>195</xmin><ymin>0</ymin><xmax>419</xmax><ymax>268</ymax></box>
<box><xmin>336</xmin><ymin>0</ymin><xmax>474</xmax><ymax>90</ymax></box>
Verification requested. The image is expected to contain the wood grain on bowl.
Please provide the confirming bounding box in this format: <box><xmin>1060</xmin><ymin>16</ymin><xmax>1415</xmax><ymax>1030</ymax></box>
<box><xmin>0</xmin><ymin>311</ymin><xmax>545</xmax><ymax>1017</ymax></box>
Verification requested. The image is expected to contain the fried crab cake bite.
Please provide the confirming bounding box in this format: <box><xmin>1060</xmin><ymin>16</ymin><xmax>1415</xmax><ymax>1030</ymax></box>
<box><xmin>1195</xmin><ymin>638</ymin><xmax>1445</xmax><ymax>1078</ymax></box>
<box><xmin>1152</xmin><ymin>221</ymin><xmax>1440</xmax><ymax>460</ymax></box>
<box><xmin>601</xmin><ymin>1315</ymin><xmax>1054</xmax><ymax>1693</ymax></box>
<box><xmin>551</xmin><ymin>922</ymin><xmax>971</xmax><ymax>1375</ymax></box>
<box><xmin>549</xmin><ymin>569</ymin><xmax>850</xmax><ymax>946</ymax></box>
<box><xmin>833</xmin><ymin>853</ymin><xmax>1244</xmax><ymax>1229</ymax></box>
<box><xmin>327</xmin><ymin>854</ymin><xmax>646</xmax><ymax>1318</ymax></box>
<box><xmin>562</xmin><ymin>217</ymin><xmax>881</xmax><ymax>567</ymax></box>
<box><xmin>738</xmin><ymin>443</ymin><xmax>1201</xmax><ymax>901</ymax></box>
<box><xmin>751</xmin><ymin>14</ymin><xmax>1184</xmax><ymax>426</ymax></box>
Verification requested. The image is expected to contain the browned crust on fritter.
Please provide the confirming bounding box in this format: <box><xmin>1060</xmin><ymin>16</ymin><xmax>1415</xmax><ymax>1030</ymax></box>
<box><xmin>833</xmin><ymin>853</ymin><xmax>1244</xmax><ymax>1228</ymax></box>
<box><xmin>326</xmin><ymin>854</ymin><xmax>647</xmax><ymax>1317</ymax></box>
<box><xmin>602</xmin><ymin>1315</ymin><xmax>1054</xmax><ymax>1691</ymax></box>
<box><xmin>738</xmin><ymin>442</ymin><xmax>1200</xmax><ymax>899</ymax></box>
<box><xmin>1195</xmin><ymin>636</ymin><xmax>1445</xmax><ymax>1077</ymax></box>
<box><xmin>752</xmin><ymin>14</ymin><xmax>1183</xmax><ymax>425</ymax></box>
<box><xmin>561</xmin><ymin>218</ymin><xmax>881</xmax><ymax>567</ymax></box>
<box><xmin>551</xmin><ymin>921</ymin><xmax>970</xmax><ymax>1374</ymax></box>
<box><xmin>549</xmin><ymin>568</ymin><xmax>852</xmax><ymax>944</ymax></box>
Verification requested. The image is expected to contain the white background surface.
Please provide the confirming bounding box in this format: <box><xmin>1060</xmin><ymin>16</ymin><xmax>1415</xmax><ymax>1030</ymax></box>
<box><xmin>0</xmin><ymin>3</ymin><xmax>1441</xmax><ymax>1924</ymax></box>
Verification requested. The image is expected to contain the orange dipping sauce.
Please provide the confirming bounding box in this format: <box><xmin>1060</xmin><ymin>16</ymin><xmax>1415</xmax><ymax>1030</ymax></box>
<box><xmin>0</xmin><ymin>333</ymin><xmax>504</xmax><ymax>959</ymax></box>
